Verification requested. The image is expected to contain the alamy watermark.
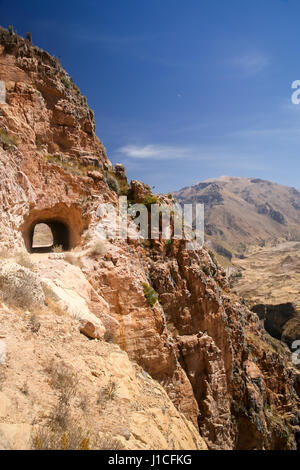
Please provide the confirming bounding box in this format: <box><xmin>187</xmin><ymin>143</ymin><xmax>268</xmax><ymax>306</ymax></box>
<box><xmin>292</xmin><ymin>340</ymin><xmax>300</xmax><ymax>365</ymax></box>
<box><xmin>0</xmin><ymin>80</ymin><xmax>6</xmax><ymax>104</ymax></box>
<box><xmin>95</xmin><ymin>196</ymin><xmax>204</xmax><ymax>250</ymax></box>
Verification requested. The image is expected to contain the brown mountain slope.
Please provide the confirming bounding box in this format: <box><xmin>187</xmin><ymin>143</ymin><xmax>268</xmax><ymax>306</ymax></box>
<box><xmin>174</xmin><ymin>176</ymin><xmax>300</xmax><ymax>257</ymax></box>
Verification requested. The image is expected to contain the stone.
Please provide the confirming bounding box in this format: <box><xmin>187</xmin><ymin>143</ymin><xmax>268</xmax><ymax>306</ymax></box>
<box><xmin>79</xmin><ymin>319</ymin><xmax>105</xmax><ymax>340</ymax></box>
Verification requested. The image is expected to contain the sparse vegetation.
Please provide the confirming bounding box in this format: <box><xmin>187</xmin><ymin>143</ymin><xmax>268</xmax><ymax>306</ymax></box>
<box><xmin>46</xmin><ymin>360</ymin><xmax>79</xmax><ymax>398</ymax></box>
<box><xmin>201</xmin><ymin>265</ymin><xmax>210</xmax><ymax>276</ymax></box>
<box><xmin>64</xmin><ymin>252</ymin><xmax>83</xmax><ymax>268</ymax></box>
<box><xmin>43</xmin><ymin>153</ymin><xmax>103</xmax><ymax>178</ymax></box>
<box><xmin>61</xmin><ymin>77</ymin><xmax>71</xmax><ymax>89</ymax></box>
<box><xmin>20</xmin><ymin>381</ymin><xmax>29</xmax><ymax>395</ymax></box>
<box><xmin>32</xmin><ymin>428</ymin><xmax>124</xmax><ymax>451</ymax></box>
<box><xmin>142</xmin><ymin>283</ymin><xmax>159</xmax><ymax>307</ymax></box>
<box><xmin>0</xmin><ymin>129</ymin><xmax>18</xmax><ymax>147</ymax></box>
<box><xmin>32</xmin><ymin>360</ymin><xmax>124</xmax><ymax>450</ymax></box>
<box><xmin>0</xmin><ymin>261</ymin><xmax>44</xmax><ymax>310</ymax></box>
<box><xmin>33</xmin><ymin>425</ymin><xmax>91</xmax><ymax>450</ymax></box>
<box><xmin>143</xmin><ymin>194</ymin><xmax>158</xmax><ymax>206</ymax></box>
<box><xmin>88</xmin><ymin>239</ymin><xmax>107</xmax><ymax>258</ymax></box>
<box><xmin>28</xmin><ymin>314</ymin><xmax>41</xmax><ymax>333</ymax></box>
<box><xmin>52</xmin><ymin>245</ymin><xmax>63</xmax><ymax>253</ymax></box>
<box><xmin>83</xmin><ymin>231</ymin><xmax>92</xmax><ymax>242</ymax></box>
<box><xmin>98</xmin><ymin>379</ymin><xmax>118</xmax><ymax>402</ymax></box>
<box><xmin>103</xmin><ymin>329</ymin><xmax>115</xmax><ymax>343</ymax></box>
<box><xmin>105</xmin><ymin>175</ymin><xmax>119</xmax><ymax>194</ymax></box>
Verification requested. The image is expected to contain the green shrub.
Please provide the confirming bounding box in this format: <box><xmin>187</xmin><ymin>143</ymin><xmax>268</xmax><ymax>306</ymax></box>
<box><xmin>61</xmin><ymin>77</ymin><xmax>71</xmax><ymax>89</ymax></box>
<box><xmin>201</xmin><ymin>265</ymin><xmax>210</xmax><ymax>276</ymax></box>
<box><xmin>143</xmin><ymin>194</ymin><xmax>158</xmax><ymax>206</ymax></box>
<box><xmin>142</xmin><ymin>283</ymin><xmax>159</xmax><ymax>307</ymax></box>
<box><xmin>105</xmin><ymin>175</ymin><xmax>119</xmax><ymax>194</ymax></box>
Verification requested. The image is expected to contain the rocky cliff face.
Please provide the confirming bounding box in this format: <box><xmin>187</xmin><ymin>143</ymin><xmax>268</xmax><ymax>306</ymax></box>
<box><xmin>0</xmin><ymin>28</ymin><xmax>299</xmax><ymax>450</ymax></box>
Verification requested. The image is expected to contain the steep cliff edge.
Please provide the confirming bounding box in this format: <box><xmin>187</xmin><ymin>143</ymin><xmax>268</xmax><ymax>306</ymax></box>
<box><xmin>0</xmin><ymin>28</ymin><xmax>299</xmax><ymax>450</ymax></box>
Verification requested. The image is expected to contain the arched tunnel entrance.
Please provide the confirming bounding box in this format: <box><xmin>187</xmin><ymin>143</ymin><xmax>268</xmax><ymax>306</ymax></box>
<box><xmin>20</xmin><ymin>203</ymin><xmax>90</xmax><ymax>254</ymax></box>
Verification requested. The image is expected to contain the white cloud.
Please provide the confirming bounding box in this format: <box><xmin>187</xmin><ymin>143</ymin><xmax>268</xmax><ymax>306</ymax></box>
<box><xmin>228</xmin><ymin>53</ymin><xmax>269</xmax><ymax>76</ymax></box>
<box><xmin>117</xmin><ymin>144</ymin><xmax>196</xmax><ymax>160</ymax></box>
<box><xmin>116</xmin><ymin>143</ymin><xmax>265</xmax><ymax>171</ymax></box>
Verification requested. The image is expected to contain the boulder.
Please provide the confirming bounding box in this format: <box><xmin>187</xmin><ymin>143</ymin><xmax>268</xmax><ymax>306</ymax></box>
<box><xmin>79</xmin><ymin>319</ymin><xmax>105</xmax><ymax>340</ymax></box>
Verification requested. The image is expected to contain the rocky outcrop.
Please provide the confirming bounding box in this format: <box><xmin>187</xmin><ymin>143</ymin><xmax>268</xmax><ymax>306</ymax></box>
<box><xmin>0</xmin><ymin>28</ymin><xmax>299</xmax><ymax>450</ymax></box>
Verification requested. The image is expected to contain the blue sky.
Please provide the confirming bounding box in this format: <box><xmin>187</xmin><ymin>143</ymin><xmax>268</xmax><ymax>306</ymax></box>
<box><xmin>1</xmin><ymin>0</ymin><xmax>300</xmax><ymax>192</ymax></box>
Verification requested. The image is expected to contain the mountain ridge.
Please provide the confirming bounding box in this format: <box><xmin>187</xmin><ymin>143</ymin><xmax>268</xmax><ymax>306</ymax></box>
<box><xmin>173</xmin><ymin>175</ymin><xmax>300</xmax><ymax>258</ymax></box>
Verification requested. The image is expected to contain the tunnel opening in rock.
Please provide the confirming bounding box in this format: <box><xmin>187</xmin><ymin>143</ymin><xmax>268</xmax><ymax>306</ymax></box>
<box><xmin>20</xmin><ymin>203</ymin><xmax>90</xmax><ymax>254</ymax></box>
<box><xmin>30</xmin><ymin>221</ymin><xmax>70</xmax><ymax>253</ymax></box>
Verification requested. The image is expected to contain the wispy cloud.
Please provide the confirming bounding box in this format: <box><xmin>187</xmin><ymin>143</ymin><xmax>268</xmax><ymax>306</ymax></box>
<box><xmin>227</xmin><ymin>52</ymin><xmax>269</xmax><ymax>76</ymax></box>
<box><xmin>116</xmin><ymin>143</ymin><xmax>265</xmax><ymax>171</ymax></box>
<box><xmin>117</xmin><ymin>144</ymin><xmax>199</xmax><ymax>160</ymax></box>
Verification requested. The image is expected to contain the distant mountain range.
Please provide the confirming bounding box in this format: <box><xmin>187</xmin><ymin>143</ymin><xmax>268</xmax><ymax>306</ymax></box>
<box><xmin>174</xmin><ymin>176</ymin><xmax>300</xmax><ymax>259</ymax></box>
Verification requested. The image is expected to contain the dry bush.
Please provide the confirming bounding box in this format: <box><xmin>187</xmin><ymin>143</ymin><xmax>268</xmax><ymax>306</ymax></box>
<box><xmin>0</xmin><ymin>263</ymin><xmax>45</xmax><ymax>310</ymax></box>
<box><xmin>88</xmin><ymin>240</ymin><xmax>107</xmax><ymax>258</ymax></box>
<box><xmin>42</xmin><ymin>361</ymin><xmax>80</xmax><ymax>438</ymax></box>
<box><xmin>98</xmin><ymin>380</ymin><xmax>118</xmax><ymax>402</ymax></box>
<box><xmin>32</xmin><ymin>424</ymin><xmax>91</xmax><ymax>450</ymax></box>
<box><xmin>94</xmin><ymin>434</ymin><xmax>124</xmax><ymax>450</ymax></box>
<box><xmin>0</xmin><ymin>129</ymin><xmax>18</xmax><ymax>147</ymax></box>
<box><xmin>14</xmin><ymin>251</ymin><xmax>34</xmax><ymax>270</ymax></box>
<box><xmin>46</xmin><ymin>360</ymin><xmax>79</xmax><ymax>400</ymax></box>
<box><xmin>104</xmin><ymin>174</ymin><xmax>119</xmax><ymax>194</ymax></box>
<box><xmin>28</xmin><ymin>314</ymin><xmax>41</xmax><ymax>333</ymax></box>
<box><xmin>103</xmin><ymin>329</ymin><xmax>115</xmax><ymax>343</ymax></box>
<box><xmin>64</xmin><ymin>252</ymin><xmax>83</xmax><ymax>268</ymax></box>
<box><xmin>33</xmin><ymin>361</ymin><xmax>124</xmax><ymax>450</ymax></box>
<box><xmin>52</xmin><ymin>245</ymin><xmax>63</xmax><ymax>253</ymax></box>
<box><xmin>20</xmin><ymin>380</ymin><xmax>29</xmax><ymax>395</ymax></box>
<box><xmin>32</xmin><ymin>427</ymin><xmax>124</xmax><ymax>450</ymax></box>
<box><xmin>83</xmin><ymin>231</ymin><xmax>92</xmax><ymax>242</ymax></box>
